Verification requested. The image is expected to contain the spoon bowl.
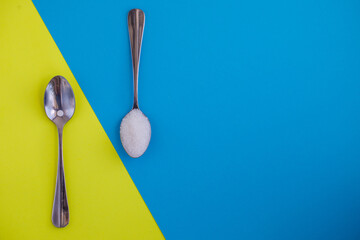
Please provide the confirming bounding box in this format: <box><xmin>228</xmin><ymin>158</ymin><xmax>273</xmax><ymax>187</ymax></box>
<box><xmin>45</xmin><ymin>76</ymin><xmax>75</xmax><ymax>126</ymax></box>
<box><xmin>120</xmin><ymin>108</ymin><xmax>151</xmax><ymax>158</ymax></box>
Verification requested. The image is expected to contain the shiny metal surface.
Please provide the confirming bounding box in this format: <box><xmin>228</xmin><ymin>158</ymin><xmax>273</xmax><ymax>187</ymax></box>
<box><xmin>128</xmin><ymin>8</ymin><xmax>145</xmax><ymax>109</ymax></box>
<box><xmin>44</xmin><ymin>75</ymin><xmax>75</xmax><ymax>228</ymax></box>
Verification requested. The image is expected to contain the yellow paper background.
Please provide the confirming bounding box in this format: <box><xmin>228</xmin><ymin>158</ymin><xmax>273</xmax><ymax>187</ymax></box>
<box><xmin>0</xmin><ymin>0</ymin><xmax>164</xmax><ymax>239</ymax></box>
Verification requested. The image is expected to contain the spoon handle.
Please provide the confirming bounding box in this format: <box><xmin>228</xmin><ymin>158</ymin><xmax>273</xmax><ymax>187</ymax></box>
<box><xmin>128</xmin><ymin>9</ymin><xmax>145</xmax><ymax>109</ymax></box>
<box><xmin>52</xmin><ymin>127</ymin><xmax>69</xmax><ymax>228</ymax></box>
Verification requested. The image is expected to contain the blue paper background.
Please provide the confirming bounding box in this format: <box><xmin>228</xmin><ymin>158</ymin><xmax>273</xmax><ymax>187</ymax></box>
<box><xmin>34</xmin><ymin>0</ymin><xmax>360</xmax><ymax>239</ymax></box>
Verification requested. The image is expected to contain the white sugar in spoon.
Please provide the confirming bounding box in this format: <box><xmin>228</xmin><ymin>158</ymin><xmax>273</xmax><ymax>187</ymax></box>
<box><xmin>120</xmin><ymin>9</ymin><xmax>151</xmax><ymax>158</ymax></box>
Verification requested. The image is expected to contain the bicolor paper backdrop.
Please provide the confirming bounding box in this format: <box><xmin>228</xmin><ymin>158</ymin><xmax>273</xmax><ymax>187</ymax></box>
<box><xmin>2</xmin><ymin>0</ymin><xmax>360</xmax><ymax>239</ymax></box>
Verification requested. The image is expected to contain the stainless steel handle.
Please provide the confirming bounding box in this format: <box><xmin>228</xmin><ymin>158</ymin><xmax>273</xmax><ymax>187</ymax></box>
<box><xmin>52</xmin><ymin>127</ymin><xmax>69</xmax><ymax>228</ymax></box>
<box><xmin>128</xmin><ymin>9</ymin><xmax>145</xmax><ymax>109</ymax></box>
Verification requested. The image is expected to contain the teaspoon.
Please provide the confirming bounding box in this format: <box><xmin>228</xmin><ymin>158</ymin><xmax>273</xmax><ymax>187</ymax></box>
<box><xmin>44</xmin><ymin>75</ymin><xmax>75</xmax><ymax>228</ymax></box>
<box><xmin>120</xmin><ymin>9</ymin><xmax>151</xmax><ymax>158</ymax></box>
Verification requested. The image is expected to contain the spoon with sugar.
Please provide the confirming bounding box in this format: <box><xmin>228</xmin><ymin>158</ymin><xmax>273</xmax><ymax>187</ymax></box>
<box><xmin>120</xmin><ymin>9</ymin><xmax>151</xmax><ymax>158</ymax></box>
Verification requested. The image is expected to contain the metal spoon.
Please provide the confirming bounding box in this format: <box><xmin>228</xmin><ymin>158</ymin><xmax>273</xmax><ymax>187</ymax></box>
<box><xmin>120</xmin><ymin>9</ymin><xmax>151</xmax><ymax>158</ymax></box>
<box><xmin>44</xmin><ymin>75</ymin><xmax>75</xmax><ymax>228</ymax></box>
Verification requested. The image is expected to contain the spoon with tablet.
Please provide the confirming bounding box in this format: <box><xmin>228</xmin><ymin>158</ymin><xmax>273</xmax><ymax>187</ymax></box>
<box><xmin>120</xmin><ymin>9</ymin><xmax>151</xmax><ymax>158</ymax></box>
<box><xmin>44</xmin><ymin>75</ymin><xmax>75</xmax><ymax>228</ymax></box>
